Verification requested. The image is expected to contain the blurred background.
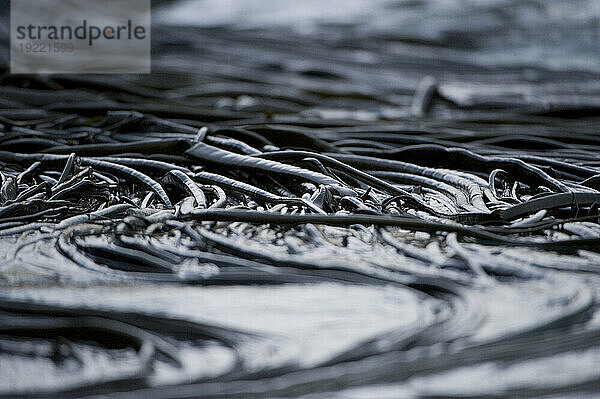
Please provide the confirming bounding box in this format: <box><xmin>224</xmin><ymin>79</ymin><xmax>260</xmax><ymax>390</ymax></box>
<box><xmin>1</xmin><ymin>0</ymin><xmax>599</xmax><ymax>119</ymax></box>
<box><xmin>161</xmin><ymin>0</ymin><xmax>600</xmax><ymax>73</ymax></box>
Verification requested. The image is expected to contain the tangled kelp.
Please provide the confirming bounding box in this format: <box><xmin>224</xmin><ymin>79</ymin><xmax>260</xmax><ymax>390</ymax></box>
<box><xmin>1</xmin><ymin>97</ymin><xmax>600</xmax><ymax>398</ymax></box>
<box><xmin>2</xmin><ymin>1</ymin><xmax>600</xmax><ymax>398</ymax></box>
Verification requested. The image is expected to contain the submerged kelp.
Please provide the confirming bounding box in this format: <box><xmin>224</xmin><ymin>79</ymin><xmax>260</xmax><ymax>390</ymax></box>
<box><xmin>1</xmin><ymin>1</ymin><xmax>600</xmax><ymax>398</ymax></box>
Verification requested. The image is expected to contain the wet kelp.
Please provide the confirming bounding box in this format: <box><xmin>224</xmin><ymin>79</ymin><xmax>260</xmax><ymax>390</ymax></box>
<box><xmin>2</xmin><ymin>1</ymin><xmax>600</xmax><ymax>397</ymax></box>
<box><xmin>1</xmin><ymin>101</ymin><xmax>600</xmax><ymax>398</ymax></box>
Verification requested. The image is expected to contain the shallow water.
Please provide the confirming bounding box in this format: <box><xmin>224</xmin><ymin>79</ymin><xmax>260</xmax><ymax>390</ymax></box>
<box><xmin>1</xmin><ymin>1</ymin><xmax>600</xmax><ymax>398</ymax></box>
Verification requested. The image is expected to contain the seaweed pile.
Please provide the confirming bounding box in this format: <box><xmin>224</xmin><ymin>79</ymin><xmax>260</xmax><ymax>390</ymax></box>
<box><xmin>2</xmin><ymin>1</ymin><xmax>600</xmax><ymax>398</ymax></box>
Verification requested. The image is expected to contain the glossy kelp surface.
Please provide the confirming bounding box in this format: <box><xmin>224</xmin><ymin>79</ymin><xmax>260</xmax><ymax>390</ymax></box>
<box><xmin>1</xmin><ymin>1</ymin><xmax>600</xmax><ymax>398</ymax></box>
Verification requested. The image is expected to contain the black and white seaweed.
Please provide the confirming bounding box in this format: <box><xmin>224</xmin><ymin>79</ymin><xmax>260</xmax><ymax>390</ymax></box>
<box><xmin>1</xmin><ymin>1</ymin><xmax>600</xmax><ymax>398</ymax></box>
